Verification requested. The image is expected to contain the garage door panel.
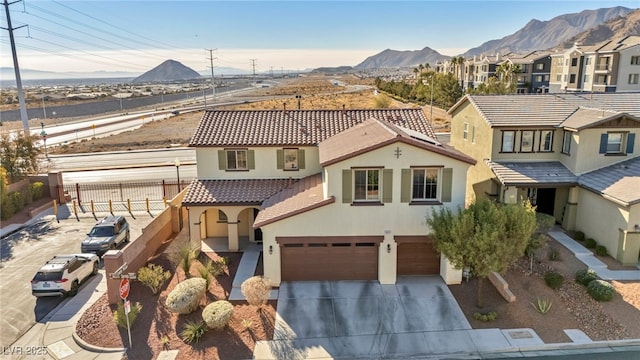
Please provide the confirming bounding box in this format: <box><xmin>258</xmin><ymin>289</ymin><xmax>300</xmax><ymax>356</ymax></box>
<box><xmin>396</xmin><ymin>237</ymin><xmax>439</xmax><ymax>275</ymax></box>
<box><xmin>279</xmin><ymin>237</ymin><xmax>381</xmax><ymax>281</ymax></box>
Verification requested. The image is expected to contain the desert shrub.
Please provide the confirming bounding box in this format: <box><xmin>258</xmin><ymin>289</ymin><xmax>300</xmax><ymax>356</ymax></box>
<box><xmin>113</xmin><ymin>301</ymin><xmax>142</xmax><ymax>329</ymax></box>
<box><xmin>241</xmin><ymin>276</ymin><xmax>272</xmax><ymax>307</ymax></box>
<box><xmin>372</xmin><ymin>94</ymin><xmax>392</xmax><ymax>108</ymax></box>
<box><xmin>197</xmin><ymin>266</ymin><xmax>211</xmax><ymax>288</ymax></box>
<box><xmin>547</xmin><ymin>247</ymin><xmax>561</xmax><ymax>261</ymax></box>
<box><xmin>544</xmin><ymin>271</ymin><xmax>564</xmax><ymax>289</ymax></box>
<box><xmin>584</xmin><ymin>238</ymin><xmax>597</xmax><ymax>248</ymax></box>
<box><xmin>473</xmin><ymin>311</ymin><xmax>497</xmax><ymax>322</ymax></box>
<box><xmin>9</xmin><ymin>191</ymin><xmax>25</xmax><ymax>212</ymax></box>
<box><xmin>0</xmin><ymin>194</ymin><xmax>16</xmax><ymax>219</ymax></box>
<box><xmin>137</xmin><ymin>263</ymin><xmax>171</xmax><ymax>295</ymax></box>
<box><xmin>203</xmin><ymin>258</ymin><xmax>228</xmax><ymax>277</ymax></box>
<box><xmin>575</xmin><ymin>269</ymin><xmax>598</xmax><ymax>286</ymax></box>
<box><xmin>180</xmin><ymin>320</ymin><xmax>207</xmax><ymax>344</ymax></box>
<box><xmin>30</xmin><ymin>181</ymin><xmax>44</xmax><ymax>200</ymax></box>
<box><xmin>587</xmin><ymin>280</ymin><xmax>616</xmax><ymax>301</ymax></box>
<box><xmin>573</xmin><ymin>231</ymin><xmax>585</xmax><ymax>242</ymax></box>
<box><xmin>165</xmin><ymin>277</ymin><xmax>207</xmax><ymax>314</ymax></box>
<box><xmin>531</xmin><ymin>298</ymin><xmax>552</xmax><ymax>314</ymax></box>
<box><xmin>535</xmin><ymin>213</ymin><xmax>556</xmax><ymax>234</ymax></box>
<box><xmin>202</xmin><ymin>300</ymin><xmax>234</xmax><ymax>330</ymax></box>
<box><xmin>595</xmin><ymin>245</ymin><xmax>608</xmax><ymax>256</ymax></box>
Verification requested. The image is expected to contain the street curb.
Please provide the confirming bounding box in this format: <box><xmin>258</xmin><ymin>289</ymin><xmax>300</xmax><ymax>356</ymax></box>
<box><xmin>72</xmin><ymin>331</ymin><xmax>127</xmax><ymax>353</ymax></box>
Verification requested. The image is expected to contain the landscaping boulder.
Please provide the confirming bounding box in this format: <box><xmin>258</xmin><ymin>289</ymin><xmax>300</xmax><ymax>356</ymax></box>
<box><xmin>165</xmin><ymin>277</ymin><xmax>206</xmax><ymax>314</ymax></box>
<box><xmin>202</xmin><ymin>300</ymin><xmax>234</xmax><ymax>330</ymax></box>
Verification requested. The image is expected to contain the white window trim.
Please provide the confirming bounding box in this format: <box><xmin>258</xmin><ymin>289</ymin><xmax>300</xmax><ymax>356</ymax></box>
<box><xmin>226</xmin><ymin>149</ymin><xmax>248</xmax><ymax>170</ymax></box>
<box><xmin>606</xmin><ymin>133</ymin><xmax>624</xmax><ymax>154</ymax></box>
<box><xmin>353</xmin><ymin>169</ymin><xmax>381</xmax><ymax>202</ymax></box>
<box><xmin>283</xmin><ymin>148</ymin><xmax>299</xmax><ymax>170</ymax></box>
<box><xmin>411</xmin><ymin>168</ymin><xmax>441</xmax><ymax>201</ymax></box>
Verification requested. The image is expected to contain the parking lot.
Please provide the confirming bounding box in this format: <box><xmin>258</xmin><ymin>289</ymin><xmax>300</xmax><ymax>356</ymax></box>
<box><xmin>0</xmin><ymin>205</ymin><xmax>157</xmax><ymax>347</ymax></box>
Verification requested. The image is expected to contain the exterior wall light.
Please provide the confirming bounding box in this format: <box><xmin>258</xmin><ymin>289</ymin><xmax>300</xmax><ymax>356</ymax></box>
<box><xmin>387</xmin><ymin>244</ymin><xmax>391</xmax><ymax>253</ymax></box>
<box><xmin>269</xmin><ymin>245</ymin><xmax>273</xmax><ymax>254</ymax></box>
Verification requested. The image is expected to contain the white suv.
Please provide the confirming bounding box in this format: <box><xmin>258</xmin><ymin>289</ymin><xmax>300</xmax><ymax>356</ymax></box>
<box><xmin>31</xmin><ymin>254</ymin><xmax>99</xmax><ymax>297</ymax></box>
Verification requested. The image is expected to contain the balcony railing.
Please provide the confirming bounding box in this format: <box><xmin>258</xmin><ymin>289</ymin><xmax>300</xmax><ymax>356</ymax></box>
<box><xmin>595</xmin><ymin>64</ymin><xmax>611</xmax><ymax>71</ymax></box>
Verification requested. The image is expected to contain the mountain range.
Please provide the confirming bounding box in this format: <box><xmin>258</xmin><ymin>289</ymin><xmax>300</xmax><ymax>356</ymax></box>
<box><xmin>3</xmin><ymin>6</ymin><xmax>638</xmax><ymax>82</ymax></box>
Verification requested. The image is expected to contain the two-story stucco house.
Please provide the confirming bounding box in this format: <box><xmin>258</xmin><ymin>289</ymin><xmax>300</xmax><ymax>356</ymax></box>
<box><xmin>449</xmin><ymin>93</ymin><xmax>640</xmax><ymax>265</ymax></box>
<box><xmin>182</xmin><ymin>108</ymin><xmax>476</xmax><ymax>286</ymax></box>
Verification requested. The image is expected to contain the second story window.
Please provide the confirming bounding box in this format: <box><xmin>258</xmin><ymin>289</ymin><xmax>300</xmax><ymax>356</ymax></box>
<box><xmin>631</xmin><ymin>56</ymin><xmax>640</xmax><ymax>65</ymax></box>
<box><xmin>606</xmin><ymin>133</ymin><xmax>623</xmax><ymax>153</ymax></box>
<box><xmin>599</xmin><ymin>132</ymin><xmax>635</xmax><ymax>156</ymax></box>
<box><xmin>520</xmin><ymin>130</ymin><xmax>534</xmax><ymax>152</ymax></box>
<box><xmin>501</xmin><ymin>130</ymin><xmax>515</xmax><ymax>153</ymax></box>
<box><xmin>354</xmin><ymin>169</ymin><xmax>380</xmax><ymax>202</ymax></box>
<box><xmin>412</xmin><ymin>168</ymin><xmax>439</xmax><ymax>201</ymax></box>
<box><xmin>284</xmin><ymin>149</ymin><xmax>298</xmax><ymax>170</ymax></box>
<box><xmin>562</xmin><ymin>131</ymin><xmax>571</xmax><ymax>155</ymax></box>
<box><xmin>629</xmin><ymin>74</ymin><xmax>639</xmax><ymax>85</ymax></box>
<box><xmin>226</xmin><ymin>149</ymin><xmax>247</xmax><ymax>170</ymax></box>
<box><xmin>539</xmin><ymin>130</ymin><xmax>553</xmax><ymax>152</ymax></box>
<box><xmin>463</xmin><ymin>123</ymin><xmax>469</xmax><ymax>141</ymax></box>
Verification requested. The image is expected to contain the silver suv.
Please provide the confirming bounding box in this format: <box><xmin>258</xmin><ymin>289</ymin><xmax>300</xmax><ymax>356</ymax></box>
<box><xmin>81</xmin><ymin>215</ymin><xmax>130</xmax><ymax>256</ymax></box>
<box><xmin>31</xmin><ymin>254</ymin><xmax>99</xmax><ymax>297</ymax></box>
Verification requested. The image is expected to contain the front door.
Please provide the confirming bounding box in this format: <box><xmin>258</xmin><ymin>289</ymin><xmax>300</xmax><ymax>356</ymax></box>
<box><xmin>536</xmin><ymin>188</ymin><xmax>556</xmax><ymax>216</ymax></box>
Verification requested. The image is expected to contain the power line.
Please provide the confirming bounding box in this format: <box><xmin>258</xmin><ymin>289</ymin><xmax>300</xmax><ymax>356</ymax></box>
<box><xmin>1</xmin><ymin>0</ymin><xmax>29</xmax><ymax>131</ymax></box>
<box><xmin>206</xmin><ymin>48</ymin><xmax>217</xmax><ymax>100</ymax></box>
<box><xmin>250</xmin><ymin>58</ymin><xmax>257</xmax><ymax>79</ymax></box>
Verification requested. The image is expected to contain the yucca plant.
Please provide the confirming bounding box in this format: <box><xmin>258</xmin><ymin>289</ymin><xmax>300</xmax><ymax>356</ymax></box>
<box><xmin>180</xmin><ymin>320</ymin><xmax>207</xmax><ymax>344</ymax></box>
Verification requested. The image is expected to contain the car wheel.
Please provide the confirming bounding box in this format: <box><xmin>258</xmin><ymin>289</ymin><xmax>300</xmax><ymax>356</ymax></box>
<box><xmin>92</xmin><ymin>262</ymin><xmax>99</xmax><ymax>275</ymax></box>
<box><xmin>69</xmin><ymin>281</ymin><xmax>79</xmax><ymax>297</ymax></box>
<box><xmin>125</xmin><ymin>231</ymin><xmax>130</xmax><ymax>243</ymax></box>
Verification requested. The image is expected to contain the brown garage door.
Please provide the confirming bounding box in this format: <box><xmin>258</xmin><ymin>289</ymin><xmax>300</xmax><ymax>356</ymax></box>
<box><xmin>396</xmin><ymin>236</ymin><xmax>439</xmax><ymax>275</ymax></box>
<box><xmin>278</xmin><ymin>236</ymin><xmax>382</xmax><ymax>281</ymax></box>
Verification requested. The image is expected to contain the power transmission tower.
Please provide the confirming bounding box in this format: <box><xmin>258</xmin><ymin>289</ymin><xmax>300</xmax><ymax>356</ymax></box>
<box><xmin>206</xmin><ymin>48</ymin><xmax>217</xmax><ymax>101</ymax></box>
<box><xmin>250</xmin><ymin>59</ymin><xmax>257</xmax><ymax>82</ymax></box>
<box><xmin>1</xmin><ymin>0</ymin><xmax>29</xmax><ymax>131</ymax></box>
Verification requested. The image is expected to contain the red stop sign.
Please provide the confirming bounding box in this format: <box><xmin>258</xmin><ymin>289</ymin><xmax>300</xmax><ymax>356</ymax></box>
<box><xmin>119</xmin><ymin>278</ymin><xmax>130</xmax><ymax>300</ymax></box>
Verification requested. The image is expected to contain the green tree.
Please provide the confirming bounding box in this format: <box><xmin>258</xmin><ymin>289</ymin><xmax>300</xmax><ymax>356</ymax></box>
<box><xmin>0</xmin><ymin>132</ymin><xmax>40</xmax><ymax>183</ymax></box>
<box><xmin>428</xmin><ymin>197</ymin><xmax>537</xmax><ymax>307</ymax></box>
<box><xmin>434</xmin><ymin>73</ymin><xmax>463</xmax><ymax>109</ymax></box>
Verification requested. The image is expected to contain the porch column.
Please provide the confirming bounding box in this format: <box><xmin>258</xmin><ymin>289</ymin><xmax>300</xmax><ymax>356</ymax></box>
<box><xmin>502</xmin><ymin>186</ymin><xmax>518</xmax><ymax>204</ymax></box>
<box><xmin>248</xmin><ymin>209</ymin><xmax>256</xmax><ymax>242</ymax></box>
<box><xmin>562</xmin><ymin>186</ymin><xmax>579</xmax><ymax>231</ymax></box>
<box><xmin>227</xmin><ymin>221</ymin><xmax>240</xmax><ymax>252</ymax></box>
<box><xmin>617</xmin><ymin>229</ymin><xmax>640</xmax><ymax>266</ymax></box>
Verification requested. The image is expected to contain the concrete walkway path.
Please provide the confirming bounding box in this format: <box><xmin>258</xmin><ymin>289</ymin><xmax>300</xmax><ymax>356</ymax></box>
<box><xmin>548</xmin><ymin>231</ymin><xmax>640</xmax><ymax>281</ymax></box>
<box><xmin>228</xmin><ymin>243</ymin><xmax>278</xmax><ymax>301</ymax></box>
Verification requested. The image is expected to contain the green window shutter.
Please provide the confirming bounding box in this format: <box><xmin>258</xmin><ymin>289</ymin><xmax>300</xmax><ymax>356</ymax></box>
<box><xmin>342</xmin><ymin>169</ymin><xmax>352</xmax><ymax>203</ymax></box>
<box><xmin>218</xmin><ymin>150</ymin><xmax>227</xmax><ymax>170</ymax></box>
<box><xmin>441</xmin><ymin>168</ymin><xmax>453</xmax><ymax>203</ymax></box>
<box><xmin>248</xmin><ymin>150</ymin><xmax>255</xmax><ymax>169</ymax></box>
<box><xmin>276</xmin><ymin>150</ymin><xmax>284</xmax><ymax>169</ymax></box>
<box><xmin>626</xmin><ymin>133</ymin><xmax>635</xmax><ymax>154</ymax></box>
<box><xmin>401</xmin><ymin>169</ymin><xmax>411</xmax><ymax>203</ymax></box>
<box><xmin>297</xmin><ymin>149</ymin><xmax>306</xmax><ymax>169</ymax></box>
<box><xmin>382</xmin><ymin>169</ymin><xmax>393</xmax><ymax>203</ymax></box>
<box><xmin>599</xmin><ymin>134</ymin><xmax>608</xmax><ymax>154</ymax></box>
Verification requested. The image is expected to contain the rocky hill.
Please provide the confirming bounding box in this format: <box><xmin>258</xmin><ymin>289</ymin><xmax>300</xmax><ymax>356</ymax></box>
<box><xmin>558</xmin><ymin>8</ymin><xmax>640</xmax><ymax>48</ymax></box>
<box><xmin>354</xmin><ymin>47</ymin><xmax>447</xmax><ymax>70</ymax></box>
<box><xmin>463</xmin><ymin>6</ymin><xmax>634</xmax><ymax>57</ymax></box>
<box><xmin>132</xmin><ymin>60</ymin><xmax>201</xmax><ymax>84</ymax></box>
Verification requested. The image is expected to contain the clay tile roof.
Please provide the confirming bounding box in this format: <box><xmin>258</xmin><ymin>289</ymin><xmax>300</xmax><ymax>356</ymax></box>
<box><xmin>254</xmin><ymin>173</ymin><xmax>333</xmax><ymax>227</ymax></box>
<box><xmin>579</xmin><ymin>157</ymin><xmax>640</xmax><ymax>206</ymax></box>
<box><xmin>188</xmin><ymin>108</ymin><xmax>435</xmax><ymax>147</ymax></box>
<box><xmin>182</xmin><ymin>178</ymin><xmax>295</xmax><ymax>206</ymax></box>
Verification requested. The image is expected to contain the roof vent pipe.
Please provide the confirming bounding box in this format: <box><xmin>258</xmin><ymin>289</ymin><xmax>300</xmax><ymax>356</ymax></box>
<box><xmin>283</xmin><ymin>102</ymin><xmax>287</xmax><ymax>115</ymax></box>
<box><xmin>342</xmin><ymin>104</ymin><xmax>345</xmax><ymax>120</ymax></box>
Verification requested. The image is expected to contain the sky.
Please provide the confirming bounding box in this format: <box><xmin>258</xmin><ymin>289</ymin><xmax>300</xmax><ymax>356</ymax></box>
<box><xmin>0</xmin><ymin>0</ymin><xmax>637</xmax><ymax>76</ymax></box>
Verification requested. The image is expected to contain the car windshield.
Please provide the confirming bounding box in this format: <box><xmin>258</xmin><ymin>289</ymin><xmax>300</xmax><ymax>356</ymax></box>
<box><xmin>89</xmin><ymin>227</ymin><xmax>114</xmax><ymax>237</ymax></box>
<box><xmin>33</xmin><ymin>271</ymin><xmax>62</xmax><ymax>281</ymax></box>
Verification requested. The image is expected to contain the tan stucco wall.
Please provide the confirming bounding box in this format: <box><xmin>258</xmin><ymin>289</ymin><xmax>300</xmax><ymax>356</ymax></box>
<box><xmin>571</xmin><ymin>128</ymin><xmax>640</xmax><ymax>174</ymax></box>
<box><xmin>575</xmin><ymin>189</ymin><xmax>630</xmax><ymax>258</ymax></box>
<box><xmin>195</xmin><ymin>146</ymin><xmax>320</xmax><ymax>179</ymax></box>
<box><xmin>260</xmin><ymin>142</ymin><xmax>471</xmax><ymax>285</ymax></box>
<box><xmin>616</xmin><ymin>45</ymin><xmax>640</xmax><ymax>92</ymax></box>
<box><xmin>450</xmin><ymin>104</ymin><xmax>501</xmax><ymax>204</ymax></box>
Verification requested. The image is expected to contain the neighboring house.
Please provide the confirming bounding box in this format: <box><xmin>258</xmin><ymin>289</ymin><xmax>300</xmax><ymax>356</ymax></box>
<box><xmin>498</xmin><ymin>51</ymin><xmax>552</xmax><ymax>94</ymax></box>
<box><xmin>549</xmin><ymin>36</ymin><xmax>640</xmax><ymax>93</ymax></box>
<box><xmin>449</xmin><ymin>93</ymin><xmax>640</xmax><ymax>265</ymax></box>
<box><xmin>183</xmin><ymin>108</ymin><xmax>476</xmax><ymax>286</ymax></box>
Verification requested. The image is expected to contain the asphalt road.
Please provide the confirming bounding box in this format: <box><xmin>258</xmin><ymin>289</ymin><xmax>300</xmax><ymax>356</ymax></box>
<box><xmin>0</xmin><ymin>207</ymin><xmax>156</xmax><ymax>347</ymax></box>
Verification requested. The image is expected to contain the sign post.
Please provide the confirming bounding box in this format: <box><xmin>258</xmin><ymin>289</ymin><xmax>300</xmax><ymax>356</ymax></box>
<box><xmin>119</xmin><ymin>278</ymin><xmax>132</xmax><ymax>349</ymax></box>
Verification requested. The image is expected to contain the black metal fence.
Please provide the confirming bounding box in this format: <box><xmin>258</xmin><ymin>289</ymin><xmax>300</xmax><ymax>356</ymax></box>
<box><xmin>61</xmin><ymin>180</ymin><xmax>186</xmax><ymax>206</ymax></box>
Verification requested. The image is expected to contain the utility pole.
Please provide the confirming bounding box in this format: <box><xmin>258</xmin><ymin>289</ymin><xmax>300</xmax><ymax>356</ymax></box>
<box><xmin>206</xmin><ymin>48</ymin><xmax>217</xmax><ymax>101</ymax></box>
<box><xmin>2</xmin><ymin>0</ymin><xmax>29</xmax><ymax>132</ymax></box>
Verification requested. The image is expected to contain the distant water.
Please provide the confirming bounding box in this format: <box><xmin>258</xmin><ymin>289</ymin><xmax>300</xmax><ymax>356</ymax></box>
<box><xmin>0</xmin><ymin>77</ymin><xmax>135</xmax><ymax>89</ymax></box>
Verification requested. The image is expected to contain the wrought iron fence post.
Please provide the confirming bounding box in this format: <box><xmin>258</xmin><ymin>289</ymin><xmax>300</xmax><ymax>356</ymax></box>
<box><xmin>75</xmin><ymin>183</ymin><xmax>81</xmax><ymax>207</ymax></box>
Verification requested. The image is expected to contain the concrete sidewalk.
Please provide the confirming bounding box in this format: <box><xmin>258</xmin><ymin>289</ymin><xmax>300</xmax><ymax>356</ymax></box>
<box><xmin>548</xmin><ymin>231</ymin><xmax>640</xmax><ymax>281</ymax></box>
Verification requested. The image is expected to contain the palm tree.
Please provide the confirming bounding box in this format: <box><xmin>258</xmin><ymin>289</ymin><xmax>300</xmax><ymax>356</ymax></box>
<box><xmin>418</xmin><ymin>63</ymin><xmax>424</xmax><ymax>75</ymax></box>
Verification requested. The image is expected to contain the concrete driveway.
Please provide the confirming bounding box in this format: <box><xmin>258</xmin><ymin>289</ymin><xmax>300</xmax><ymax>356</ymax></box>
<box><xmin>256</xmin><ymin>276</ymin><xmax>472</xmax><ymax>359</ymax></box>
